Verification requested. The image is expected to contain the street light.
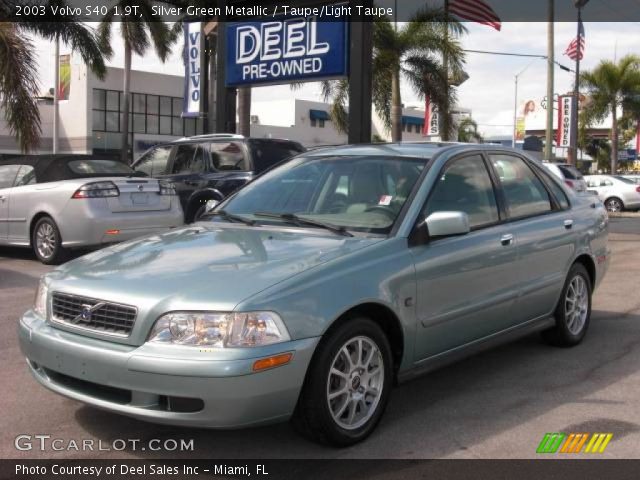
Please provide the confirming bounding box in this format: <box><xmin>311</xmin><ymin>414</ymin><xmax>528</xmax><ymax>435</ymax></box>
<box><xmin>512</xmin><ymin>58</ymin><xmax>537</xmax><ymax>148</ymax></box>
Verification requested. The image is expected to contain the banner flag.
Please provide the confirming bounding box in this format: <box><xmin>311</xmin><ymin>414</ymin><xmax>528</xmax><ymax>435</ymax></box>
<box><xmin>183</xmin><ymin>22</ymin><xmax>202</xmax><ymax>117</ymax></box>
<box><xmin>423</xmin><ymin>97</ymin><xmax>440</xmax><ymax>137</ymax></box>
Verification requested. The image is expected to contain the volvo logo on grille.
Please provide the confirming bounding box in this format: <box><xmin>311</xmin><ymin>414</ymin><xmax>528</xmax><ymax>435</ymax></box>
<box><xmin>72</xmin><ymin>302</ymin><xmax>105</xmax><ymax>324</ymax></box>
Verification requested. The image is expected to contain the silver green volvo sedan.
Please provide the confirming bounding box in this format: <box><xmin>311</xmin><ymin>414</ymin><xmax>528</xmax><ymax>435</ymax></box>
<box><xmin>19</xmin><ymin>144</ymin><xmax>610</xmax><ymax>446</ymax></box>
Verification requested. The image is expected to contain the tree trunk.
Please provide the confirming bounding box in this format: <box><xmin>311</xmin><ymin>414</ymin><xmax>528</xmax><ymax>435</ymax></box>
<box><xmin>610</xmin><ymin>105</ymin><xmax>618</xmax><ymax>174</ymax></box>
<box><xmin>120</xmin><ymin>41</ymin><xmax>131</xmax><ymax>164</ymax></box>
<box><xmin>391</xmin><ymin>67</ymin><xmax>402</xmax><ymax>142</ymax></box>
<box><xmin>237</xmin><ymin>87</ymin><xmax>252</xmax><ymax>137</ymax></box>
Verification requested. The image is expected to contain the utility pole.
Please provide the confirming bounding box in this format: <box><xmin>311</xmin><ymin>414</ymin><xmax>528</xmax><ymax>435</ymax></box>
<box><xmin>52</xmin><ymin>35</ymin><xmax>59</xmax><ymax>154</ymax></box>
<box><xmin>544</xmin><ymin>0</ymin><xmax>555</xmax><ymax>161</ymax></box>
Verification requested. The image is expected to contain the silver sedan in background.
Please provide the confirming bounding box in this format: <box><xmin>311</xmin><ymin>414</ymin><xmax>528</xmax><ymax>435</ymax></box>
<box><xmin>585</xmin><ymin>174</ymin><xmax>640</xmax><ymax>212</ymax></box>
<box><xmin>0</xmin><ymin>157</ymin><xmax>184</xmax><ymax>264</ymax></box>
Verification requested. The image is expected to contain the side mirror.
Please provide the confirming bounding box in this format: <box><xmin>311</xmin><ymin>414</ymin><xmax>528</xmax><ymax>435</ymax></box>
<box><xmin>426</xmin><ymin>211</ymin><xmax>470</xmax><ymax>238</ymax></box>
<box><xmin>205</xmin><ymin>199</ymin><xmax>220</xmax><ymax>213</ymax></box>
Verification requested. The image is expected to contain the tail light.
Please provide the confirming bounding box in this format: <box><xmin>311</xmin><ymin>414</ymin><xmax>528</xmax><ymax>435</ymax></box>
<box><xmin>72</xmin><ymin>181</ymin><xmax>119</xmax><ymax>199</ymax></box>
<box><xmin>159</xmin><ymin>182</ymin><xmax>176</xmax><ymax>196</ymax></box>
<box><xmin>636</xmin><ymin>186</ymin><xmax>640</xmax><ymax>193</ymax></box>
<box><xmin>564</xmin><ymin>180</ymin><xmax>574</xmax><ymax>189</ymax></box>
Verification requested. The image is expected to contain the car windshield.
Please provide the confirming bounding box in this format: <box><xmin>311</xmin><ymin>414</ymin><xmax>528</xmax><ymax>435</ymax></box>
<box><xmin>612</xmin><ymin>175</ymin><xmax>636</xmax><ymax>185</ymax></box>
<box><xmin>221</xmin><ymin>155</ymin><xmax>426</xmax><ymax>234</ymax></box>
<box><xmin>68</xmin><ymin>160</ymin><xmax>135</xmax><ymax>175</ymax></box>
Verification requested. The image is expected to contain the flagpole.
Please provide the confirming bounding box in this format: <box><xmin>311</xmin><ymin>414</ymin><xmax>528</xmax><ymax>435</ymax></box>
<box><xmin>569</xmin><ymin>1</ymin><xmax>587</xmax><ymax>165</ymax></box>
<box><xmin>53</xmin><ymin>35</ymin><xmax>59</xmax><ymax>155</ymax></box>
<box><xmin>442</xmin><ymin>0</ymin><xmax>450</xmax><ymax>141</ymax></box>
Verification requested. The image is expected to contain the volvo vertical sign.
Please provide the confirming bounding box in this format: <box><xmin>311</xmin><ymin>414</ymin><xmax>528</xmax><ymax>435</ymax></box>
<box><xmin>225</xmin><ymin>16</ymin><xmax>348</xmax><ymax>87</ymax></box>
<box><xmin>183</xmin><ymin>22</ymin><xmax>202</xmax><ymax>117</ymax></box>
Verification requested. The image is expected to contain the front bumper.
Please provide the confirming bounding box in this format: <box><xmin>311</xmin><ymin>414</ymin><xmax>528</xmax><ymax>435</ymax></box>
<box><xmin>19</xmin><ymin>311</ymin><xmax>319</xmax><ymax>428</ymax></box>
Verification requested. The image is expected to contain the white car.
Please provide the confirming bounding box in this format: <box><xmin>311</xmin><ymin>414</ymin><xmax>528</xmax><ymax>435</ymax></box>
<box><xmin>584</xmin><ymin>174</ymin><xmax>640</xmax><ymax>212</ymax></box>
<box><xmin>542</xmin><ymin>163</ymin><xmax>587</xmax><ymax>192</ymax></box>
<box><xmin>0</xmin><ymin>156</ymin><xmax>184</xmax><ymax>264</ymax></box>
<box><xmin>621</xmin><ymin>174</ymin><xmax>640</xmax><ymax>185</ymax></box>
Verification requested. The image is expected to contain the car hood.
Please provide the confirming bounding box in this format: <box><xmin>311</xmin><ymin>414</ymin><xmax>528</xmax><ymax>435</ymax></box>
<box><xmin>48</xmin><ymin>223</ymin><xmax>384</xmax><ymax>313</ymax></box>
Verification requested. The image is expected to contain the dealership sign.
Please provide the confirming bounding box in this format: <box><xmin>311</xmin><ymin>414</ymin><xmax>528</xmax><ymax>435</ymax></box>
<box><xmin>183</xmin><ymin>22</ymin><xmax>202</xmax><ymax>117</ymax></box>
<box><xmin>556</xmin><ymin>95</ymin><xmax>574</xmax><ymax>148</ymax></box>
<box><xmin>423</xmin><ymin>97</ymin><xmax>439</xmax><ymax>136</ymax></box>
<box><xmin>225</xmin><ymin>17</ymin><xmax>348</xmax><ymax>86</ymax></box>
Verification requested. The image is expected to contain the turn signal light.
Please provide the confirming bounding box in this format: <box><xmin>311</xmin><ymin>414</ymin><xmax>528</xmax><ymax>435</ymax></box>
<box><xmin>105</xmin><ymin>229</ymin><xmax>120</xmax><ymax>235</ymax></box>
<box><xmin>252</xmin><ymin>353</ymin><xmax>293</xmax><ymax>372</ymax></box>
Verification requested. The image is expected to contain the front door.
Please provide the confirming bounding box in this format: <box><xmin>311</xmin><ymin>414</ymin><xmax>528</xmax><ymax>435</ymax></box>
<box><xmin>411</xmin><ymin>154</ymin><xmax>519</xmax><ymax>360</ymax></box>
<box><xmin>0</xmin><ymin>165</ymin><xmax>21</xmax><ymax>241</ymax></box>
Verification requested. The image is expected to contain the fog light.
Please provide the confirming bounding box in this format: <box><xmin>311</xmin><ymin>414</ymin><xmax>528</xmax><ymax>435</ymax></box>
<box><xmin>252</xmin><ymin>353</ymin><xmax>293</xmax><ymax>372</ymax></box>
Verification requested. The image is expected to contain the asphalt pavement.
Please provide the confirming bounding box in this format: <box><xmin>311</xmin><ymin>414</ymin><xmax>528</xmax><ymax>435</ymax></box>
<box><xmin>1</xmin><ymin>217</ymin><xmax>639</xmax><ymax>459</ymax></box>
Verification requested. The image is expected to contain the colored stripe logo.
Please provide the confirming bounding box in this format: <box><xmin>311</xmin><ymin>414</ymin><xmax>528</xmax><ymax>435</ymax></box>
<box><xmin>537</xmin><ymin>433</ymin><xmax>613</xmax><ymax>454</ymax></box>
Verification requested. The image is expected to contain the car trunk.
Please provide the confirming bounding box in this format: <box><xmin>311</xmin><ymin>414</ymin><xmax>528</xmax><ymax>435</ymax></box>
<box><xmin>106</xmin><ymin>178</ymin><xmax>172</xmax><ymax>213</ymax></box>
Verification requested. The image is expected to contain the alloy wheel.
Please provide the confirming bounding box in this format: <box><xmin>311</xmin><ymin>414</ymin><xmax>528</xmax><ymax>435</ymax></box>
<box><xmin>36</xmin><ymin>223</ymin><xmax>56</xmax><ymax>260</ymax></box>
<box><xmin>565</xmin><ymin>275</ymin><xmax>589</xmax><ymax>335</ymax></box>
<box><xmin>605</xmin><ymin>199</ymin><xmax>622</xmax><ymax>212</ymax></box>
<box><xmin>326</xmin><ymin>336</ymin><xmax>384</xmax><ymax>430</ymax></box>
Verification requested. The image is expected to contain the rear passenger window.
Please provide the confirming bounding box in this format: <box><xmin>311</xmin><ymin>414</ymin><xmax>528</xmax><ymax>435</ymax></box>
<box><xmin>425</xmin><ymin>155</ymin><xmax>499</xmax><ymax>229</ymax></box>
<box><xmin>537</xmin><ymin>168</ymin><xmax>570</xmax><ymax>210</ymax></box>
<box><xmin>491</xmin><ymin>154</ymin><xmax>552</xmax><ymax>218</ymax></box>
<box><xmin>210</xmin><ymin>142</ymin><xmax>247</xmax><ymax>171</ymax></box>
<box><xmin>250</xmin><ymin>140</ymin><xmax>304</xmax><ymax>173</ymax></box>
<box><xmin>135</xmin><ymin>146</ymin><xmax>172</xmax><ymax>177</ymax></box>
<box><xmin>14</xmin><ymin>165</ymin><xmax>36</xmax><ymax>186</ymax></box>
<box><xmin>172</xmin><ymin>144</ymin><xmax>206</xmax><ymax>174</ymax></box>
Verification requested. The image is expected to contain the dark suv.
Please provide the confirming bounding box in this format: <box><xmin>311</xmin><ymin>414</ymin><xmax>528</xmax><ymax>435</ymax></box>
<box><xmin>132</xmin><ymin>134</ymin><xmax>305</xmax><ymax>222</ymax></box>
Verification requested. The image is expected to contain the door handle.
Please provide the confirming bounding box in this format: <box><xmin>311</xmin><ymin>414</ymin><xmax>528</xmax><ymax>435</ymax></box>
<box><xmin>564</xmin><ymin>219</ymin><xmax>574</xmax><ymax>229</ymax></box>
<box><xmin>500</xmin><ymin>234</ymin><xmax>514</xmax><ymax>246</ymax></box>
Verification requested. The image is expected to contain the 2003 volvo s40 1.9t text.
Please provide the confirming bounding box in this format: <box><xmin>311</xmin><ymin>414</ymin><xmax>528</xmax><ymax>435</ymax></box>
<box><xmin>19</xmin><ymin>144</ymin><xmax>610</xmax><ymax>446</ymax></box>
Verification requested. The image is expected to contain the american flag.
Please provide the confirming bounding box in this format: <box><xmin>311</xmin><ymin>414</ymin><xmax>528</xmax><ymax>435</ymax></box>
<box><xmin>565</xmin><ymin>21</ymin><xmax>586</xmax><ymax>61</ymax></box>
<box><xmin>448</xmin><ymin>0</ymin><xmax>501</xmax><ymax>31</ymax></box>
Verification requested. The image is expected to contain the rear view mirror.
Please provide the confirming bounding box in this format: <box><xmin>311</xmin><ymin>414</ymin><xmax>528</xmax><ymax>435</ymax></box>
<box><xmin>425</xmin><ymin>211</ymin><xmax>470</xmax><ymax>238</ymax></box>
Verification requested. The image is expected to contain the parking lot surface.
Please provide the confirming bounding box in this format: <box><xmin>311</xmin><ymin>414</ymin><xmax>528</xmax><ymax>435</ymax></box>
<box><xmin>1</xmin><ymin>217</ymin><xmax>639</xmax><ymax>459</ymax></box>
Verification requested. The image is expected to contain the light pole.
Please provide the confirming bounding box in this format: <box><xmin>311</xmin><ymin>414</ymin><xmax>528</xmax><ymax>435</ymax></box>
<box><xmin>512</xmin><ymin>58</ymin><xmax>537</xmax><ymax>148</ymax></box>
<box><xmin>569</xmin><ymin>0</ymin><xmax>589</xmax><ymax>164</ymax></box>
<box><xmin>545</xmin><ymin>0</ymin><xmax>555</xmax><ymax>161</ymax></box>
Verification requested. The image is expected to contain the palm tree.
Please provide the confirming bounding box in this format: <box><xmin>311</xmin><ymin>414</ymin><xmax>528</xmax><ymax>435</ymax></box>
<box><xmin>98</xmin><ymin>2</ymin><xmax>178</xmax><ymax>162</ymax></box>
<box><xmin>0</xmin><ymin>2</ymin><xmax>107</xmax><ymax>152</ymax></box>
<box><xmin>318</xmin><ymin>9</ymin><xmax>465</xmax><ymax>141</ymax></box>
<box><xmin>580</xmin><ymin>55</ymin><xmax>640</xmax><ymax>173</ymax></box>
<box><xmin>457</xmin><ymin>117</ymin><xmax>483</xmax><ymax>143</ymax></box>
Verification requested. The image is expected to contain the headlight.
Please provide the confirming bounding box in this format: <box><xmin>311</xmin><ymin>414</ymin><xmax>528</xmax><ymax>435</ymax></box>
<box><xmin>147</xmin><ymin>312</ymin><xmax>290</xmax><ymax>347</ymax></box>
<box><xmin>33</xmin><ymin>278</ymin><xmax>48</xmax><ymax>318</ymax></box>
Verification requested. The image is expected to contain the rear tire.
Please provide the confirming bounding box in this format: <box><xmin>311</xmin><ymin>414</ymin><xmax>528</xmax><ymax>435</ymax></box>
<box><xmin>604</xmin><ymin>197</ymin><xmax>624</xmax><ymax>212</ymax></box>
<box><xmin>32</xmin><ymin>216</ymin><xmax>67</xmax><ymax>265</ymax></box>
<box><xmin>292</xmin><ymin>317</ymin><xmax>393</xmax><ymax>446</ymax></box>
<box><xmin>542</xmin><ymin>263</ymin><xmax>592</xmax><ymax>347</ymax></box>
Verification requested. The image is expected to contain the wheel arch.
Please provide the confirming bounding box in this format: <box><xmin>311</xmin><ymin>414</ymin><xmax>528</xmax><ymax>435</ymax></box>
<box><xmin>29</xmin><ymin>212</ymin><xmax>56</xmax><ymax>246</ymax></box>
<box><xmin>573</xmin><ymin>253</ymin><xmax>596</xmax><ymax>287</ymax></box>
<box><xmin>320</xmin><ymin>302</ymin><xmax>405</xmax><ymax>379</ymax></box>
<box><xmin>186</xmin><ymin>188</ymin><xmax>225</xmax><ymax>220</ymax></box>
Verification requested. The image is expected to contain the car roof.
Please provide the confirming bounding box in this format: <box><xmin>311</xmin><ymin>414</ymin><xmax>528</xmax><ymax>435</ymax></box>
<box><xmin>0</xmin><ymin>155</ymin><xmax>131</xmax><ymax>182</ymax></box>
<box><xmin>303</xmin><ymin>142</ymin><xmax>524</xmax><ymax>159</ymax></box>
<box><xmin>166</xmin><ymin>134</ymin><xmax>302</xmax><ymax>146</ymax></box>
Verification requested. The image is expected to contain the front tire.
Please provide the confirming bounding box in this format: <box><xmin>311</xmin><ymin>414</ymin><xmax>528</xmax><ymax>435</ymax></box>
<box><xmin>542</xmin><ymin>263</ymin><xmax>592</xmax><ymax>347</ymax></box>
<box><xmin>32</xmin><ymin>216</ymin><xmax>67</xmax><ymax>265</ymax></box>
<box><xmin>292</xmin><ymin>317</ymin><xmax>393</xmax><ymax>446</ymax></box>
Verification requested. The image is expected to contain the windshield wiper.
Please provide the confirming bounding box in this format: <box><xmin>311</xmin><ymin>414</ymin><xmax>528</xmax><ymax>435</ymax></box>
<box><xmin>205</xmin><ymin>209</ymin><xmax>256</xmax><ymax>226</ymax></box>
<box><xmin>254</xmin><ymin>212</ymin><xmax>353</xmax><ymax>237</ymax></box>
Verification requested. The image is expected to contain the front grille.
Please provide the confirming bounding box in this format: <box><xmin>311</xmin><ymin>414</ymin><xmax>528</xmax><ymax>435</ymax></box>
<box><xmin>51</xmin><ymin>292</ymin><xmax>137</xmax><ymax>336</ymax></box>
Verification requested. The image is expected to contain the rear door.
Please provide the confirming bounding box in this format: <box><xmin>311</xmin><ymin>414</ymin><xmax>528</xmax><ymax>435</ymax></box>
<box><xmin>7</xmin><ymin>164</ymin><xmax>37</xmax><ymax>243</ymax></box>
<box><xmin>488</xmin><ymin>153</ymin><xmax>575</xmax><ymax>323</ymax></box>
<box><xmin>0</xmin><ymin>165</ymin><xmax>21</xmax><ymax>241</ymax></box>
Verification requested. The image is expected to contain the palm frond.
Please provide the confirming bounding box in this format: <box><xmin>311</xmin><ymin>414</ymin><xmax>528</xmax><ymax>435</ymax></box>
<box><xmin>0</xmin><ymin>24</ymin><xmax>41</xmax><ymax>152</ymax></box>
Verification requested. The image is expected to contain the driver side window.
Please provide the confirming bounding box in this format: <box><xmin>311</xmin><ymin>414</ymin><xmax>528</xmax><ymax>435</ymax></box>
<box><xmin>424</xmin><ymin>155</ymin><xmax>500</xmax><ymax>230</ymax></box>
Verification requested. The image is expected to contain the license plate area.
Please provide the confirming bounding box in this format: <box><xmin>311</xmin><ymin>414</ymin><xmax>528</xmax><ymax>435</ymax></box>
<box><xmin>131</xmin><ymin>193</ymin><xmax>149</xmax><ymax>205</ymax></box>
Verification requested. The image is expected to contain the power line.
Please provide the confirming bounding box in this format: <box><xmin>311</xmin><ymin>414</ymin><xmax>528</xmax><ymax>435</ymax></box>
<box><xmin>463</xmin><ymin>49</ymin><xmax>574</xmax><ymax>72</ymax></box>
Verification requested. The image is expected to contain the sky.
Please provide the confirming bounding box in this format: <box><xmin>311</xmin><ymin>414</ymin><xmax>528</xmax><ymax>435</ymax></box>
<box><xmin>31</xmin><ymin>21</ymin><xmax>640</xmax><ymax>138</ymax></box>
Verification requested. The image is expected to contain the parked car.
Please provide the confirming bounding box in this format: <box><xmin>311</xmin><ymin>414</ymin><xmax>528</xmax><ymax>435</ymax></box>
<box><xmin>0</xmin><ymin>156</ymin><xmax>183</xmax><ymax>264</ymax></box>
<box><xmin>19</xmin><ymin>144</ymin><xmax>609</xmax><ymax>446</ymax></box>
<box><xmin>132</xmin><ymin>134</ymin><xmax>305</xmax><ymax>223</ymax></box>
<box><xmin>542</xmin><ymin>162</ymin><xmax>587</xmax><ymax>192</ymax></box>
<box><xmin>584</xmin><ymin>174</ymin><xmax>640</xmax><ymax>212</ymax></box>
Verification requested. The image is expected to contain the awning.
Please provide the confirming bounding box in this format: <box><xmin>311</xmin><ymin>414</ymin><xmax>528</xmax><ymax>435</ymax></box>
<box><xmin>309</xmin><ymin>109</ymin><xmax>331</xmax><ymax>121</ymax></box>
<box><xmin>402</xmin><ymin>116</ymin><xmax>424</xmax><ymax>126</ymax></box>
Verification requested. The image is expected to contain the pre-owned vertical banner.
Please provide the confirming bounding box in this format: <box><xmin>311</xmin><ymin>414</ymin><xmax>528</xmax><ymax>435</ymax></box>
<box><xmin>58</xmin><ymin>54</ymin><xmax>70</xmax><ymax>100</ymax></box>
<box><xmin>515</xmin><ymin>116</ymin><xmax>526</xmax><ymax>141</ymax></box>
<box><xmin>557</xmin><ymin>95</ymin><xmax>573</xmax><ymax>148</ymax></box>
<box><xmin>423</xmin><ymin>97</ymin><xmax>439</xmax><ymax>136</ymax></box>
<box><xmin>183</xmin><ymin>22</ymin><xmax>202</xmax><ymax>117</ymax></box>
